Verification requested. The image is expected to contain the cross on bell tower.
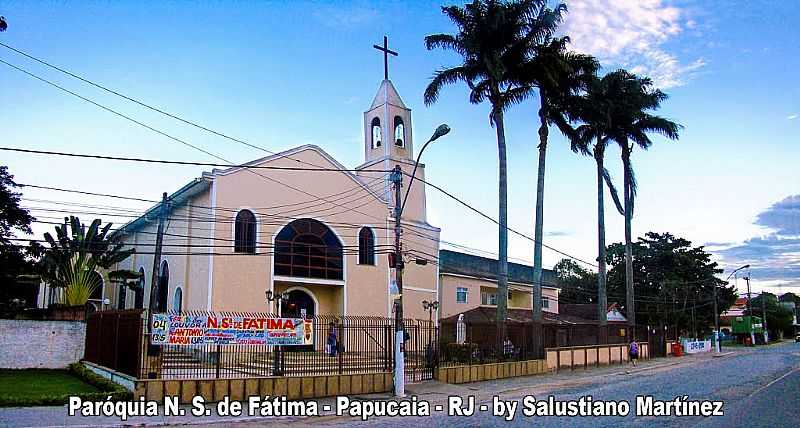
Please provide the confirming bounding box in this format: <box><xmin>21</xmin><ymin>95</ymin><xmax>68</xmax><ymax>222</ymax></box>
<box><xmin>373</xmin><ymin>35</ymin><xmax>398</xmax><ymax>80</ymax></box>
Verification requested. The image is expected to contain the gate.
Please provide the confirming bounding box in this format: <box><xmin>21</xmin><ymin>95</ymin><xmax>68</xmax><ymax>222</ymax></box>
<box><xmin>84</xmin><ymin>309</ymin><xmax>144</xmax><ymax>377</ymax></box>
<box><xmin>648</xmin><ymin>327</ymin><xmax>667</xmax><ymax>358</ymax></box>
<box><xmin>403</xmin><ymin>320</ymin><xmax>437</xmax><ymax>382</ymax></box>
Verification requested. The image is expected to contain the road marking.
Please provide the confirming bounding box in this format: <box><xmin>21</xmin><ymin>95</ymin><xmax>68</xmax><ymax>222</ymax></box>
<box><xmin>747</xmin><ymin>366</ymin><xmax>800</xmax><ymax>398</ymax></box>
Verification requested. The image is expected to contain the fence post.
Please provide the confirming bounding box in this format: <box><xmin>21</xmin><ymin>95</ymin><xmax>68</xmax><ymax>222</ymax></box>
<box><xmin>383</xmin><ymin>324</ymin><xmax>389</xmax><ymax>372</ymax></box>
<box><xmin>337</xmin><ymin>322</ymin><xmax>343</xmax><ymax>375</ymax></box>
<box><xmin>113</xmin><ymin>314</ymin><xmax>120</xmax><ymax>371</ymax></box>
<box><xmin>215</xmin><ymin>344</ymin><xmax>221</xmax><ymax>379</ymax></box>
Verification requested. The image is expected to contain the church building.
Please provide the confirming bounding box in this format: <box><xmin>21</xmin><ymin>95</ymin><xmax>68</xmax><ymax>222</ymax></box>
<box><xmin>110</xmin><ymin>77</ymin><xmax>441</xmax><ymax>321</ymax></box>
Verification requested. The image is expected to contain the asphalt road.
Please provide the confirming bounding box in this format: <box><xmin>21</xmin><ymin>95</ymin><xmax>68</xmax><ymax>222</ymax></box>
<box><xmin>309</xmin><ymin>342</ymin><xmax>800</xmax><ymax>428</ymax></box>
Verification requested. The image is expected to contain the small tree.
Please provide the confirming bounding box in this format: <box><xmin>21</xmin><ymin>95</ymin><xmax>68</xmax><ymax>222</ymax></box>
<box><xmin>38</xmin><ymin>216</ymin><xmax>135</xmax><ymax>306</ymax></box>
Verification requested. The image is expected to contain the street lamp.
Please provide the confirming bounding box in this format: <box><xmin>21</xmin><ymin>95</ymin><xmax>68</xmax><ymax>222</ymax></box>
<box><xmin>266</xmin><ymin>290</ymin><xmax>290</xmax><ymax>375</ymax></box>
<box><xmin>724</xmin><ymin>264</ymin><xmax>751</xmax><ymax>349</ymax></box>
<box><xmin>422</xmin><ymin>300</ymin><xmax>439</xmax><ymax>367</ymax></box>
<box><xmin>391</xmin><ymin>124</ymin><xmax>450</xmax><ymax>398</ymax></box>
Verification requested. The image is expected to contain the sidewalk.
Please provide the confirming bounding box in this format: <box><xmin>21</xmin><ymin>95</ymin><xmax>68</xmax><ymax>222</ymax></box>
<box><xmin>0</xmin><ymin>351</ymin><xmax>739</xmax><ymax>428</ymax></box>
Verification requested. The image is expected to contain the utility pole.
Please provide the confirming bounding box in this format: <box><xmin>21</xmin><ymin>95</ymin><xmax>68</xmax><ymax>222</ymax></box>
<box><xmin>745</xmin><ymin>274</ymin><xmax>755</xmax><ymax>346</ymax></box>
<box><xmin>390</xmin><ymin>165</ymin><xmax>405</xmax><ymax>397</ymax></box>
<box><xmin>712</xmin><ymin>280</ymin><xmax>720</xmax><ymax>353</ymax></box>
<box><xmin>761</xmin><ymin>292</ymin><xmax>769</xmax><ymax>344</ymax></box>
<box><xmin>148</xmin><ymin>192</ymin><xmax>169</xmax><ymax>315</ymax></box>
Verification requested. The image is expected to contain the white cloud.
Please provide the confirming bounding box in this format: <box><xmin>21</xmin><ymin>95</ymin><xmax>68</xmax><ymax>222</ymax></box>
<box><xmin>788</xmin><ymin>114</ymin><xmax>798</xmax><ymax>120</ymax></box>
<box><xmin>563</xmin><ymin>0</ymin><xmax>705</xmax><ymax>89</ymax></box>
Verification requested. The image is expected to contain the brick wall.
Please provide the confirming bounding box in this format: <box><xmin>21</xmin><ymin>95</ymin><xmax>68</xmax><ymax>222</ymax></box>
<box><xmin>0</xmin><ymin>319</ymin><xmax>86</xmax><ymax>368</ymax></box>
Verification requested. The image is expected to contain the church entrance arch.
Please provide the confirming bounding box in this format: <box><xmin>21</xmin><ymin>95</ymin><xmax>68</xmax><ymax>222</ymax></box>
<box><xmin>282</xmin><ymin>288</ymin><xmax>316</xmax><ymax>319</ymax></box>
<box><xmin>282</xmin><ymin>288</ymin><xmax>316</xmax><ymax>352</ymax></box>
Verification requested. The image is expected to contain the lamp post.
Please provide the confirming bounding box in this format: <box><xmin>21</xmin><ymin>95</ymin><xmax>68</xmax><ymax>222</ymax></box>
<box><xmin>422</xmin><ymin>300</ymin><xmax>439</xmax><ymax>367</ymax></box>
<box><xmin>725</xmin><ymin>264</ymin><xmax>750</xmax><ymax>349</ymax></box>
<box><xmin>391</xmin><ymin>124</ymin><xmax>450</xmax><ymax>397</ymax></box>
<box><xmin>266</xmin><ymin>290</ymin><xmax>290</xmax><ymax>375</ymax></box>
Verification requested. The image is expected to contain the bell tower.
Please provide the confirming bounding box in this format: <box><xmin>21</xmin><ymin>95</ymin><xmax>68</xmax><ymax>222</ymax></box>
<box><xmin>363</xmin><ymin>79</ymin><xmax>414</xmax><ymax>163</ymax></box>
<box><xmin>357</xmin><ymin>35</ymin><xmax>427</xmax><ymax>224</ymax></box>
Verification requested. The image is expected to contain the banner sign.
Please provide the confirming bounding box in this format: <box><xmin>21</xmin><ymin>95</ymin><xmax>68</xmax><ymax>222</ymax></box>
<box><xmin>682</xmin><ymin>340</ymin><xmax>711</xmax><ymax>354</ymax></box>
<box><xmin>150</xmin><ymin>314</ymin><xmax>313</xmax><ymax>346</ymax></box>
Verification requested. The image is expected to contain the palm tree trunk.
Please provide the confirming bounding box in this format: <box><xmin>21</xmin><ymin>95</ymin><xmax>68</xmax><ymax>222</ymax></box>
<box><xmin>622</xmin><ymin>144</ymin><xmax>636</xmax><ymax>339</ymax></box>
<box><xmin>531</xmin><ymin>97</ymin><xmax>547</xmax><ymax>359</ymax></box>
<box><xmin>493</xmin><ymin>107</ymin><xmax>509</xmax><ymax>356</ymax></box>
<box><xmin>595</xmin><ymin>142</ymin><xmax>608</xmax><ymax>344</ymax></box>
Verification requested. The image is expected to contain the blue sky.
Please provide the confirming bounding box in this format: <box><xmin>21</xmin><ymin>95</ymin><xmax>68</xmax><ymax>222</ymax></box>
<box><xmin>1</xmin><ymin>1</ymin><xmax>798</xmax><ymax>295</ymax></box>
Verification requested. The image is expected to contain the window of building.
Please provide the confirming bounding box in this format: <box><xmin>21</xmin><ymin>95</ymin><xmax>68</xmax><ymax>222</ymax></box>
<box><xmin>117</xmin><ymin>283</ymin><xmax>127</xmax><ymax>310</ymax></box>
<box><xmin>88</xmin><ymin>270</ymin><xmax>103</xmax><ymax>300</ymax></box>
<box><xmin>456</xmin><ymin>287</ymin><xmax>468</xmax><ymax>303</ymax></box>
<box><xmin>371</xmin><ymin>117</ymin><xmax>382</xmax><ymax>148</ymax></box>
<box><xmin>135</xmin><ymin>267</ymin><xmax>145</xmax><ymax>309</ymax></box>
<box><xmin>157</xmin><ymin>260</ymin><xmax>169</xmax><ymax>312</ymax></box>
<box><xmin>358</xmin><ymin>227</ymin><xmax>375</xmax><ymax>265</ymax></box>
<box><xmin>173</xmin><ymin>287</ymin><xmax>183</xmax><ymax>312</ymax></box>
<box><xmin>234</xmin><ymin>209</ymin><xmax>257</xmax><ymax>254</ymax></box>
<box><xmin>275</xmin><ymin>218</ymin><xmax>343</xmax><ymax>280</ymax></box>
<box><xmin>542</xmin><ymin>297</ymin><xmax>550</xmax><ymax>309</ymax></box>
<box><xmin>481</xmin><ymin>291</ymin><xmax>497</xmax><ymax>306</ymax></box>
<box><xmin>394</xmin><ymin>116</ymin><xmax>405</xmax><ymax>147</ymax></box>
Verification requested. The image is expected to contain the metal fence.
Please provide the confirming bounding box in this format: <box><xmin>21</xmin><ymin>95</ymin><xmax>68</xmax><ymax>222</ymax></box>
<box><xmin>85</xmin><ymin>310</ymin><xmax>437</xmax><ymax>382</ymax></box>
<box><xmin>438</xmin><ymin>320</ymin><xmax>655</xmax><ymax>366</ymax></box>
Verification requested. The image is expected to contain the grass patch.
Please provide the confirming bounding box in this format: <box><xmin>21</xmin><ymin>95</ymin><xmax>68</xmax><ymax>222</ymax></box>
<box><xmin>0</xmin><ymin>363</ymin><xmax>132</xmax><ymax>407</ymax></box>
<box><xmin>0</xmin><ymin>369</ymin><xmax>100</xmax><ymax>400</ymax></box>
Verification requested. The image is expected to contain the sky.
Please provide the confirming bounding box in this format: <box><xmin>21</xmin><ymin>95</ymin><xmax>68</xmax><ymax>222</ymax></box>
<box><xmin>1</xmin><ymin>0</ymin><xmax>798</xmax><ymax>296</ymax></box>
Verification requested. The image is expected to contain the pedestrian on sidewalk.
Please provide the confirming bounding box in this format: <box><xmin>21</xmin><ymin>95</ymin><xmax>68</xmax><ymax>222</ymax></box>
<box><xmin>629</xmin><ymin>340</ymin><xmax>639</xmax><ymax>367</ymax></box>
<box><xmin>327</xmin><ymin>322</ymin><xmax>338</xmax><ymax>357</ymax></box>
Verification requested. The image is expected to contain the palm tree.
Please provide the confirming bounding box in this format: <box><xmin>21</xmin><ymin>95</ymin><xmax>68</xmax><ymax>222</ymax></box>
<box><xmin>38</xmin><ymin>216</ymin><xmax>135</xmax><ymax>303</ymax></box>
<box><xmin>424</xmin><ymin>0</ymin><xmax>533</xmax><ymax>352</ymax></box>
<box><xmin>511</xmin><ymin>24</ymin><xmax>597</xmax><ymax>357</ymax></box>
<box><xmin>603</xmin><ymin>71</ymin><xmax>681</xmax><ymax>336</ymax></box>
<box><xmin>571</xmin><ymin>71</ymin><xmax>628</xmax><ymax>341</ymax></box>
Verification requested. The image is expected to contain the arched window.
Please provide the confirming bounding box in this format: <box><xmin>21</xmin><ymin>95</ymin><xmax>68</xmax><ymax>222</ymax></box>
<box><xmin>173</xmin><ymin>287</ymin><xmax>183</xmax><ymax>312</ymax></box>
<box><xmin>234</xmin><ymin>209</ymin><xmax>257</xmax><ymax>254</ymax></box>
<box><xmin>371</xmin><ymin>117</ymin><xmax>382</xmax><ymax>148</ymax></box>
<box><xmin>135</xmin><ymin>267</ymin><xmax>145</xmax><ymax>309</ymax></box>
<box><xmin>88</xmin><ymin>271</ymin><xmax>103</xmax><ymax>300</ymax></box>
<box><xmin>274</xmin><ymin>219</ymin><xmax>343</xmax><ymax>280</ymax></box>
<box><xmin>358</xmin><ymin>227</ymin><xmax>375</xmax><ymax>265</ymax></box>
<box><xmin>157</xmin><ymin>260</ymin><xmax>169</xmax><ymax>312</ymax></box>
<box><xmin>394</xmin><ymin>116</ymin><xmax>405</xmax><ymax>147</ymax></box>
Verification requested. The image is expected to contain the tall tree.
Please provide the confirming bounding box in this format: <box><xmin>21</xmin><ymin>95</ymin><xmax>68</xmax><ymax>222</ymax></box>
<box><xmin>511</xmin><ymin>16</ymin><xmax>597</xmax><ymax>357</ymax></box>
<box><xmin>571</xmin><ymin>71</ymin><xmax>629</xmax><ymax>340</ymax></box>
<box><xmin>424</xmin><ymin>0</ymin><xmax>534</xmax><ymax>352</ymax></box>
<box><xmin>605</xmin><ymin>232</ymin><xmax>735</xmax><ymax>336</ymax></box>
<box><xmin>605</xmin><ymin>71</ymin><xmax>680</xmax><ymax>336</ymax></box>
<box><xmin>0</xmin><ymin>166</ymin><xmax>39</xmax><ymax>307</ymax></box>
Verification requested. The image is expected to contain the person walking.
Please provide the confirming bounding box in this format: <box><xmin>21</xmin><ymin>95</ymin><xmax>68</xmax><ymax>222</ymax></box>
<box><xmin>327</xmin><ymin>322</ymin><xmax>338</xmax><ymax>357</ymax></box>
<box><xmin>628</xmin><ymin>340</ymin><xmax>639</xmax><ymax>367</ymax></box>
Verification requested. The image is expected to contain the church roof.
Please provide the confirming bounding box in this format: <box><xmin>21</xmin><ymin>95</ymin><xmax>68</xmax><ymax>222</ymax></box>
<box><xmin>369</xmin><ymin>79</ymin><xmax>407</xmax><ymax>110</ymax></box>
<box><xmin>438</xmin><ymin>249</ymin><xmax>559</xmax><ymax>288</ymax></box>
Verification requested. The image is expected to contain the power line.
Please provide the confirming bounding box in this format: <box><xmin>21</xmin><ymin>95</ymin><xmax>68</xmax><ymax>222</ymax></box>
<box><xmin>0</xmin><ymin>146</ymin><xmax>392</xmax><ymax>173</ymax></box>
<box><xmin>0</xmin><ymin>59</ymin><xmax>393</xmax><ymax>221</ymax></box>
<box><xmin>403</xmin><ymin>171</ymin><xmax>599</xmax><ymax>268</ymax></box>
<box><xmin>1</xmin><ymin>50</ymin><xmax>595</xmax><ymax>269</ymax></box>
<box><xmin>0</xmin><ymin>41</ymin><xmax>336</xmax><ymax>170</ymax></box>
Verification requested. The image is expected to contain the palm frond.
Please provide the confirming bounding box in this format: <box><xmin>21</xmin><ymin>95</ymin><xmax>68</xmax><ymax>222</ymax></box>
<box><xmin>602</xmin><ymin>166</ymin><xmax>625</xmax><ymax>215</ymax></box>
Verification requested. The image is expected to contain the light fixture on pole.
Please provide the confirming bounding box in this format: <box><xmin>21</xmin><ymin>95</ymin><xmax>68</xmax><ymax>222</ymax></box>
<box><xmin>723</xmin><ymin>264</ymin><xmax>750</xmax><ymax>352</ymax></box>
<box><xmin>266</xmin><ymin>289</ymin><xmax>290</xmax><ymax>375</ymax></box>
<box><xmin>391</xmin><ymin>124</ymin><xmax>449</xmax><ymax>398</ymax></box>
